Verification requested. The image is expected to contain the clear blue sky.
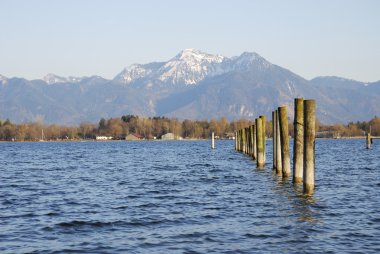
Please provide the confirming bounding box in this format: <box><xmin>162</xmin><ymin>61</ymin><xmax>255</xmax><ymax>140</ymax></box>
<box><xmin>0</xmin><ymin>0</ymin><xmax>379</xmax><ymax>82</ymax></box>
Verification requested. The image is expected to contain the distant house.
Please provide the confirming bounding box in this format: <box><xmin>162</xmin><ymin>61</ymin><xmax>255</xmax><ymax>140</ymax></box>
<box><xmin>125</xmin><ymin>133</ymin><xmax>143</xmax><ymax>141</ymax></box>
<box><xmin>161</xmin><ymin>133</ymin><xmax>175</xmax><ymax>140</ymax></box>
<box><xmin>225</xmin><ymin>132</ymin><xmax>235</xmax><ymax>140</ymax></box>
<box><xmin>96</xmin><ymin>136</ymin><xmax>113</xmax><ymax>140</ymax></box>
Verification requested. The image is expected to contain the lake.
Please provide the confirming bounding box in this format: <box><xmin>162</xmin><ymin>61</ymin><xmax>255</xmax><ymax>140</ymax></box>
<box><xmin>0</xmin><ymin>140</ymin><xmax>379</xmax><ymax>253</ymax></box>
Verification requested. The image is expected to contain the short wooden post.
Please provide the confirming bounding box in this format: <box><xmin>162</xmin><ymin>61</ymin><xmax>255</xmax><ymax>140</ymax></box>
<box><xmin>256</xmin><ymin>118</ymin><xmax>264</xmax><ymax>168</ymax></box>
<box><xmin>251</xmin><ymin>125</ymin><xmax>255</xmax><ymax>160</ymax></box>
<box><xmin>366</xmin><ymin>132</ymin><xmax>371</xmax><ymax>149</ymax></box>
<box><xmin>303</xmin><ymin>99</ymin><xmax>316</xmax><ymax>194</ymax></box>
<box><xmin>293</xmin><ymin>98</ymin><xmax>304</xmax><ymax>183</ymax></box>
<box><xmin>235</xmin><ymin>131</ymin><xmax>238</xmax><ymax>150</ymax></box>
<box><xmin>211</xmin><ymin>132</ymin><xmax>215</xmax><ymax>149</ymax></box>
<box><xmin>260</xmin><ymin>115</ymin><xmax>266</xmax><ymax>163</ymax></box>
<box><xmin>276</xmin><ymin>110</ymin><xmax>282</xmax><ymax>175</ymax></box>
<box><xmin>279</xmin><ymin>106</ymin><xmax>290</xmax><ymax>177</ymax></box>
<box><xmin>272</xmin><ymin>111</ymin><xmax>276</xmax><ymax>170</ymax></box>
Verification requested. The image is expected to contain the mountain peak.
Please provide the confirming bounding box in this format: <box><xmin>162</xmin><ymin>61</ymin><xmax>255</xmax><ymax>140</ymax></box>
<box><xmin>173</xmin><ymin>48</ymin><xmax>225</xmax><ymax>62</ymax></box>
<box><xmin>0</xmin><ymin>74</ymin><xmax>8</xmax><ymax>81</ymax></box>
<box><xmin>115</xmin><ymin>49</ymin><xmax>272</xmax><ymax>85</ymax></box>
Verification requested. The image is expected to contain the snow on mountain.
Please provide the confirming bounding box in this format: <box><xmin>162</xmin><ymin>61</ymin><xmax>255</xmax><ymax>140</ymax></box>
<box><xmin>0</xmin><ymin>74</ymin><xmax>8</xmax><ymax>85</ymax></box>
<box><xmin>114</xmin><ymin>64</ymin><xmax>152</xmax><ymax>84</ymax></box>
<box><xmin>43</xmin><ymin>73</ymin><xmax>84</xmax><ymax>84</ymax></box>
<box><xmin>115</xmin><ymin>49</ymin><xmax>272</xmax><ymax>86</ymax></box>
<box><xmin>158</xmin><ymin>48</ymin><xmax>226</xmax><ymax>84</ymax></box>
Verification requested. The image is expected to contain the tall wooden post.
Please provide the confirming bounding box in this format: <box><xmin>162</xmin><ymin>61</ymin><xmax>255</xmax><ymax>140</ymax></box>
<box><xmin>260</xmin><ymin>115</ymin><xmax>266</xmax><ymax>163</ymax></box>
<box><xmin>256</xmin><ymin>118</ymin><xmax>264</xmax><ymax>168</ymax></box>
<box><xmin>293</xmin><ymin>98</ymin><xmax>304</xmax><ymax>183</ymax></box>
<box><xmin>276</xmin><ymin>110</ymin><xmax>282</xmax><ymax>175</ymax></box>
<box><xmin>242</xmin><ymin>128</ymin><xmax>246</xmax><ymax>154</ymax></box>
<box><xmin>211</xmin><ymin>132</ymin><xmax>215</xmax><ymax>149</ymax></box>
<box><xmin>251</xmin><ymin>125</ymin><xmax>256</xmax><ymax>160</ymax></box>
<box><xmin>303</xmin><ymin>100</ymin><xmax>316</xmax><ymax>194</ymax></box>
<box><xmin>279</xmin><ymin>106</ymin><xmax>290</xmax><ymax>177</ymax></box>
<box><xmin>255</xmin><ymin>123</ymin><xmax>258</xmax><ymax>160</ymax></box>
<box><xmin>272</xmin><ymin>111</ymin><xmax>276</xmax><ymax>170</ymax></box>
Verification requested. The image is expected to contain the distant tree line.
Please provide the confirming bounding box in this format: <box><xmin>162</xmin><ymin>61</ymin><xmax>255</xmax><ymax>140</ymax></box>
<box><xmin>0</xmin><ymin>115</ymin><xmax>379</xmax><ymax>141</ymax></box>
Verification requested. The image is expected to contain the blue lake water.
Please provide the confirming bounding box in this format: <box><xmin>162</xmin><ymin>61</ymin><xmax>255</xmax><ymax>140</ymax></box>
<box><xmin>0</xmin><ymin>139</ymin><xmax>379</xmax><ymax>253</ymax></box>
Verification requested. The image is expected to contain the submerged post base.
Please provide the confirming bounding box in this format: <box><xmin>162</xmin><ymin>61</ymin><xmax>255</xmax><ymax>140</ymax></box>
<box><xmin>303</xmin><ymin>183</ymin><xmax>315</xmax><ymax>195</ymax></box>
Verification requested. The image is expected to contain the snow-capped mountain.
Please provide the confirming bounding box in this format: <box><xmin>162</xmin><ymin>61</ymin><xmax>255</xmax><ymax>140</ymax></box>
<box><xmin>43</xmin><ymin>73</ymin><xmax>84</xmax><ymax>84</ymax></box>
<box><xmin>114</xmin><ymin>49</ymin><xmax>272</xmax><ymax>85</ymax></box>
<box><xmin>1</xmin><ymin>49</ymin><xmax>380</xmax><ymax>124</ymax></box>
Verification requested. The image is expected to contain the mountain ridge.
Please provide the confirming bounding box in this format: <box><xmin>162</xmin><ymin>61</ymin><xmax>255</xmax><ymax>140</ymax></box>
<box><xmin>1</xmin><ymin>49</ymin><xmax>379</xmax><ymax>124</ymax></box>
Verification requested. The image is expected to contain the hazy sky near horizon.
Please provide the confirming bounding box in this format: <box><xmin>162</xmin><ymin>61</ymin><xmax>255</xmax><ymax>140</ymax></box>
<box><xmin>0</xmin><ymin>0</ymin><xmax>379</xmax><ymax>82</ymax></box>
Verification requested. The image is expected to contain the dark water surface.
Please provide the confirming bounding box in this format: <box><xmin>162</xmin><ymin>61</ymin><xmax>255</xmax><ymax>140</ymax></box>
<box><xmin>1</xmin><ymin>140</ymin><xmax>379</xmax><ymax>253</ymax></box>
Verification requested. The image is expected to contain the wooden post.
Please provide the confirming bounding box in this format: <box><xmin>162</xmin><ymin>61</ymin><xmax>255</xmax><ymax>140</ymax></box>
<box><xmin>293</xmin><ymin>98</ymin><xmax>304</xmax><ymax>183</ymax></box>
<box><xmin>211</xmin><ymin>132</ymin><xmax>215</xmax><ymax>149</ymax></box>
<box><xmin>279</xmin><ymin>106</ymin><xmax>290</xmax><ymax>177</ymax></box>
<box><xmin>272</xmin><ymin>111</ymin><xmax>276</xmax><ymax>170</ymax></box>
<box><xmin>260</xmin><ymin>115</ymin><xmax>266</xmax><ymax>163</ymax></box>
<box><xmin>303</xmin><ymin>99</ymin><xmax>316</xmax><ymax>194</ymax></box>
<box><xmin>254</xmin><ymin>123</ymin><xmax>258</xmax><ymax>160</ymax></box>
<box><xmin>276</xmin><ymin>110</ymin><xmax>282</xmax><ymax>175</ymax></box>
<box><xmin>242</xmin><ymin>128</ymin><xmax>246</xmax><ymax>154</ymax></box>
<box><xmin>256</xmin><ymin>118</ymin><xmax>264</xmax><ymax>168</ymax></box>
<box><xmin>251</xmin><ymin>125</ymin><xmax>255</xmax><ymax>160</ymax></box>
<box><xmin>235</xmin><ymin>131</ymin><xmax>238</xmax><ymax>150</ymax></box>
<box><xmin>248</xmin><ymin>125</ymin><xmax>252</xmax><ymax>156</ymax></box>
<box><xmin>246</xmin><ymin>127</ymin><xmax>250</xmax><ymax>154</ymax></box>
<box><xmin>366</xmin><ymin>132</ymin><xmax>371</xmax><ymax>149</ymax></box>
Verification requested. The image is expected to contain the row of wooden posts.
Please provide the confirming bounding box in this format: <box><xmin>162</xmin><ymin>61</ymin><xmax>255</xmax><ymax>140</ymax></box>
<box><xmin>234</xmin><ymin>98</ymin><xmax>316</xmax><ymax>195</ymax></box>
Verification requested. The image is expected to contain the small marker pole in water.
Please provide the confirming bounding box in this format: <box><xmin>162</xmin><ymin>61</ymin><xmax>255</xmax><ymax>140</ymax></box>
<box><xmin>293</xmin><ymin>98</ymin><xmax>304</xmax><ymax>183</ymax></box>
<box><xmin>276</xmin><ymin>110</ymin><xmax>282</xmax><ymax>175</ymax></box>
<box><xmin>303</xmin><ymin>99</ymin><xmax>316</xmax><ymax>194</ymax></box>
<box><xmin>256</xmin><ymin>118</ymin><xmax>265</xmax><ymax>169</ymax></box>
<box><xmin>366</xmin><ymin>125</ymin><xmax>371</xmax><ymax>149</ymax></box>
<box><xmin>211</xmin><ymin>132</ymin><xmax>215</xmax><ymax>149</ymax></box>
<box><xmin>272</xmin><ymin>111</ymin><xmax>277</xmax><ymax>170</ymax></box>
<box><xmin>279</xmin><ymin>106</ymin><xmax>290</xmax><ymax>177</ymax></box>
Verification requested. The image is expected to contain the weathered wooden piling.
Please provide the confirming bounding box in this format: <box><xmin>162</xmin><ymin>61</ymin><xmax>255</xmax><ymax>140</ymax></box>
<box><xmin>251</xmin><ymin>125</ymin><xmax>256</xmax><ymax>160</ymax></box>
<box><xmin>249</xmin><ymin>125</ymin><xmax>253</xmax><ymax>157</ymax></box>
<box><xmin>241</xmin><ymin>128</ymin><xmax>247</xmax><ymax>153</ymax></box>
<box><xmin>293</xmin><ymin>98</ymin><xmax>304</xmax><ymax>183</ymax></box>
<box><xmin>366</xmin><ymin>132</ymin><xmax>371</xmax><ymax>149</ymax></box>
<box><xmin>303</xmin><ymin>99</ymin><xmax>316</xmax><ymax>194</ymax></box>
<box><xmin>248</xmin><ymin>125</ymin><xmax>251</xmax><ymax>156</ymax></box>
<box><xmin>211</xmin><ymin>132</ymin><xmax>215</xmax><ymax>149</ymax></box>
<box><xmin>235</xmin><ymin>131</ymin><xmax>238</xmax><ymax>151</ymax></box>
<box><xmin>255</xmin><ymin>123</ymin><xmax>258</xmax><ymax>160</ymax></box>
<box><xmin>279</xmin><ymin>106</ymin><xmax>290</xmax><ymax>177</ymax></box>
<box><xmin>260</xmin><ymin>115</ymin><xmax>266</xmax><ymax>163</ymax></box>
<box><xmin>276</xmin><ymin>110</ymin><xmax>282</xmax><ymax>175</ymax></box>
<box><xmin>272</xmin><ymin>111</ymin><xmax>276</xmax><ymax>170</ymax></box>
<box><xmin>256</xmin><ymin>118</ymin><xmax>265</xmax><ymax>168</ymax></box>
